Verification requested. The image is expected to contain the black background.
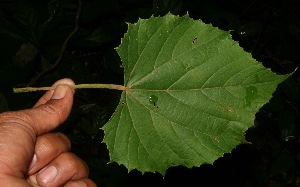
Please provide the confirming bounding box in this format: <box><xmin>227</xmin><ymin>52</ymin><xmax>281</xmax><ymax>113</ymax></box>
<box><xmin>1</xmin><ymin>0</ymin><xmax>300</xmax><ymax>186</ymax></box>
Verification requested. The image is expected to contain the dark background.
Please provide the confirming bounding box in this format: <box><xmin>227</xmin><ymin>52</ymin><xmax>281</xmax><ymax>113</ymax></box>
<box><xmin>1</xmin><ymin>0</ymin><xmax>300</xmax><ymax>186</ymax></box>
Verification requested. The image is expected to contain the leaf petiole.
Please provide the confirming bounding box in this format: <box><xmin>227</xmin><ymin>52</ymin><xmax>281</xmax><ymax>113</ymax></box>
<box><xmin>13</xmin><ymin>84</ymin><xmax>126</xmax><ymax>93</ymax></box>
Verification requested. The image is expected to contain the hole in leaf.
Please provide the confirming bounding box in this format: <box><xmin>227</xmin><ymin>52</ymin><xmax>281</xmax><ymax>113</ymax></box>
<box><xmin>192</xmin><ymin>37</ymin><xmax>197</xmax><ymax>44</ymax></box>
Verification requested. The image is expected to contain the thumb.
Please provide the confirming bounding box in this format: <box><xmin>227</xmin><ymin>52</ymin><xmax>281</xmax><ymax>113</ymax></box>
<box><xmin>26</xmin><ymin>83</ymin><xmax>74</xmax><ymax>136</ymax></box>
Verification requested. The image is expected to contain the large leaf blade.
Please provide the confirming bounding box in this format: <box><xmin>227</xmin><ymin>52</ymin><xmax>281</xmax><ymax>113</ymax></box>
<box><xmin>103</xmin><ymin>14</ymin><xmax>290</xmax><ymax>174</ymax></box>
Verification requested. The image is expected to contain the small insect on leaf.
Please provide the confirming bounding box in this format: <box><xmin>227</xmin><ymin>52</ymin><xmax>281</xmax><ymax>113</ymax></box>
<box><xmin>149</xmin><ymin>95</ymin><xmax>158</xmax><ymax>107</ymax></box>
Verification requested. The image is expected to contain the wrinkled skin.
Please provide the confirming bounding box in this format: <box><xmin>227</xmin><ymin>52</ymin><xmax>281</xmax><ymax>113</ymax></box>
<box><xmin>0</xmin><ymin>79</ymin><xmax>96</xmax><ymax>187</ymax></box>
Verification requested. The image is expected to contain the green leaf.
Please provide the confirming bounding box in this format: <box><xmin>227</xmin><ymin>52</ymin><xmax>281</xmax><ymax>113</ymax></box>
<box><xmin>102</xmin><ymin>13</ymin><xmax>290</xmax><ymax>175</ymax></box>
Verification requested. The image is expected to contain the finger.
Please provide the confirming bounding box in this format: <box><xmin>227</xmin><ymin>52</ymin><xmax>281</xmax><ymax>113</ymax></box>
<box><xmin>36</xmin><ymin>153</ymin><xmax>89</xmax><ymax>187</ymax></box>
<box><xmin>21</xmin><ymin>83</ymin><xmax>74</xmax><ymax>136</ymax></box>
<box><xmin>34</xmin><ymin>78</ymin><xmax>75</xmax><ymax>108</ymax></box>
<box><xmin>27</xmin><ymin>177</ymin><xmax>97</xmax><ymax>187</ymax></box>
<box><xmin>65</xmin><ymin>178</ymin><xmax>97</xmax><ymax>187</ymax></box>
<box><xmin>0</xmin><ymin>80</ymin><xmax>74</xmax><ymax>179</ymax></box>
<box><xmin>28</xmin><ymin>132</ymin><xmax>71</xmax><ymax>175</ymax></box>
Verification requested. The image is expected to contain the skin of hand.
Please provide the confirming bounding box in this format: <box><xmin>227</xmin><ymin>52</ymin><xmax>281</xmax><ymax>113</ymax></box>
<box><xmin>0</xmin><ymin>79</ymin><xmax>96</xmax><ymax>187</ymax></box>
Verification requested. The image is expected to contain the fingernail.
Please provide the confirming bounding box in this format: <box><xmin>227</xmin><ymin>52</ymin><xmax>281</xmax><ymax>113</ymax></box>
<box><xmin>28</xmin><ymin>175</ymin><xmax>38</xmax><ymax>185</ymax></box>
<box><xmin>65</xmin><ymin>181</ymin><xmax>87</xmax><ymax>187</ymax></box>
<box><xmin>28</xmin><ymin>154</ymin><xmax>37</xmax><ymax>171</ymax></box>
<box><xmin>51</xmin><ymin>84</ymin><xmax>68</xmax><ymax>100</ymax></box>
<box><xmin>38</xmin><ymin>166</ymin><xmax>58</xmax><ymax>184</ymax></box>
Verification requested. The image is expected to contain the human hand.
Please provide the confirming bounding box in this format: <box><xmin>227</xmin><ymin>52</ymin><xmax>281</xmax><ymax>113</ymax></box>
<box><xmin>0</xmin><ymin>79</ymin><xmax>96</xmax><ymax>187</ymax></box>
